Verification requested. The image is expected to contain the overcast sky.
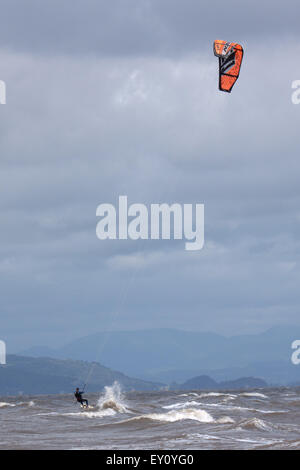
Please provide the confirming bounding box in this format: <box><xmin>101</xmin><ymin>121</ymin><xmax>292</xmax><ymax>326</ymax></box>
<box><xmin>0</xmin><ymin>0</ymin><xmax>300</xmax><ymax>350</ymax></box>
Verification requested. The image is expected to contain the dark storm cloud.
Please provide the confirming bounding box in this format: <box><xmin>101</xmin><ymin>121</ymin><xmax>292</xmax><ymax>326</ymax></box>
<box><xmin>0</xmin><ymin>2</ymin><xmax>300</xmax><ymax>350</ymax></box>
<box><xmin>0</xmin><ymin>0</ymin><xmax>299</xmax><ymax>56</ymax></box>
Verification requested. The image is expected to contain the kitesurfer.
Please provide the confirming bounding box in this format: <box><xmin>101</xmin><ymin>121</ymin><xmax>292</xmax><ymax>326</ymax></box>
<box><xmin>74</xmin><ymin>387</ymin><xmax>89</xmax><ymax>407</ymax></box>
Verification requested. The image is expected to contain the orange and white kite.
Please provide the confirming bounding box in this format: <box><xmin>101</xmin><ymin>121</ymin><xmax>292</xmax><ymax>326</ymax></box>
<box><xmin>213</xmin><ymin>40</ymin><xmax>244</xmax><ymax>93</ymax></box>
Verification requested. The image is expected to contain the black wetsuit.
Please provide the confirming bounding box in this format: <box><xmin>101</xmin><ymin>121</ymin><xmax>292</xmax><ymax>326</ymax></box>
<box><xmin>74</xmin><ymin>390</ymin><xmax>88</xmax><ymax>407</ymax></box>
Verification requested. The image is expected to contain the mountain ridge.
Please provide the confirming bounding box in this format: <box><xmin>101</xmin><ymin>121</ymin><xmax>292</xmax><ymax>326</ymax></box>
<box><xmin>0</xmin><ymin>355</ymin><xmax>163</xmax><ymax>395</ymax></box>
<box><xmin>18</xmin><ymin>326</ymin><xmax>300</xmax><ymax>385</ymax></box>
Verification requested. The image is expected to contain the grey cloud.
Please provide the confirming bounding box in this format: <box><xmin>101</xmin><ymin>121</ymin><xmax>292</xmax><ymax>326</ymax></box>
<box><xmin>0</xmin><ymin>8</ymin><xmax>300</xmax><ymax>350</ymax></box>
<box><xmin>0</xmin><ymin>1</ymin><xmax>299</xmax><ymax>57</ymax></box>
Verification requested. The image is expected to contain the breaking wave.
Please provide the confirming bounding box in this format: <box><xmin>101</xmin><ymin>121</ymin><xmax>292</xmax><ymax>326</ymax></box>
<box><xmin>163</xmin><ymin>400</ymin><xmax>201</xmax><ymax>410</ymax></box>
<box><xmin>240</xmin><ymin>392</ymin><xmax>268</xmax><ymax>399</ymax></box>
<box><xmin>0</xmin><ymin>402</ymin><xmax>16</xmax><ymax>408</ymax></box>
<box><xmin>178</xmin><ymin>393</ymin><xmax>200</xmax><ymax>397</ymax></box>
<box><xmin>0</xmin><ymin>401</ymin><xmax>34</xmax><ymax>409</ymax></box>
<box><xmin>96</xmin><ymin>382</ymin><xmax>128</xmax><ymax>413</ymax></box>
<box><xmin>235</xmin><ymin>418</ymin><xmax>274</xmax><ymax>432</ymax></box>
<box><xmin>131</xmin><ymin>408</ymin><xmax>215</xmax><ymax>423</ymax></box>
<box><xmin>73</xmin><ymin>382</ymin><xmax>129</xmax><ymax>419</ymax></box>
<box><xmin>120</xmin><ymin>408</ymin><xmax>234</xmax><ymax>425</ymax></box>
<box><xmin>199</xmin><ymin>392</ymin><xmax>236</xmax><ymax>399</ymax></box>
<box><xmin>17</xmin><ymin>400</ymin><xmax>35</xmax><ymax>407</ymax></box>
<box><xmin>76</xmin><ymin>408</ymin><xmax>117</xmax><ymax>418</ymax></box>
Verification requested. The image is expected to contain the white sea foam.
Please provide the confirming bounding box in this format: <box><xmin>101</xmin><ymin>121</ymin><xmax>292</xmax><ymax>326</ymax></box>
<box><xmin>190</xmin><ymin>433</ymin><xmax>223</xmax><ymax>441</ymax></box>
<box><xmin>70</xmin><ymin>382</ymin><xmax>129</xmax><ymax>418</ymax></box>
<box><xmin>178</xmin><ymin>393</ymin><xmax>200</xmax><ymax>397</ymax></box>
<box><xmin>163</xmin><ymin>400</ymin><xmax>200</xmax><ymax>410</ymax></box>
<box><xmin>256</xmin><ymin>409</ymin><xmax>287</xmax><ymax>415</ymax></box>
<box><xmin>199</xmin><ymin>392</ymin><xmax>236</xmax><ymax>399</ymax></box>
<box><xmin>124</xmin><ymin>408</ymin><xmax>234</xmax><ymax>424</ymax></box>
<box><xmin>17</xmin><ymin>401</ymin><xmax>35</xmax><ymax>407</ymax></box>
<box><xmin>285</xmin><ymin>441</ymin><xmax>300</xmax><ymax>449</ymax></box>
<box><xmin>138</xmin><ymin>408</ymin><xmax>215</xmax><ymax>423</ymax></box>
<box><xmin>217</xmin><ymin>416</ymin><xmax>235</xmax><ymax>424</ymax></box>
<box><xmin>240</xmin><ymin>392</ymin><xmax>268</xmax><ymax>399</ymax></box>
<box><xmin>71</xmin><ymin>408</ymin><xmax>117</xmax><ymax>418</ymax></box>
<box><xmin>0</xmin><ymin>401</ymin><xmax>35</xmax><ymax>409</ymax></box>
<box><xmin>163</xmin><ymin>398</ymin><xmax>286</xmax><ymax>418</ymax></box>
<box><xmin>96</xmin><ymin>381</ymin><xmax>128</xmax><ymax>413</ymax></box>
<box><xmin>236</xmin><ymin>418</ymin><xmax>274</xmax><ymax>431</ymax></box>
<box><xmin>0</xmin><ymin>402</ymin><xmax>16</xmax><ymax>408</ymax></box>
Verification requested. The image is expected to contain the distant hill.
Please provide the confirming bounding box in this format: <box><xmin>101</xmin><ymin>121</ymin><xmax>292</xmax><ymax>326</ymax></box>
<box><xmin>0</xmin><ymin>355</ymin><xmax>163</xmax><ymax>395</ymax></box>
<box><xmin>0</xmin><ymin>355</ymin><xmax>271</xmax><ymax>396</ymax></box>
<box><xmin>18</xmin><ymin>326</ymin><xmax>300</xmax><ymax>385</ymax></box>
<box><xmin>177</xmin><ymin>375</ymin><xmax>217</xmax><ymax>390</ymax></box>
<box><xmin>175</xmin><ymin>375</ymin><xmax>267</xmax><ymax>391</ymax></box>
<box><xmin>148</xmin><ymin>360</ymin><xmax>300</xmax><ymax>387</ymax></box>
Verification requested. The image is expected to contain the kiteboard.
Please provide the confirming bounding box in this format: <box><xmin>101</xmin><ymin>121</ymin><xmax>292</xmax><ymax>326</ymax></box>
<box><xmin>80</xmin><ymin>404</ymin><xmax>95</xmax><ymax>410</ymax></box>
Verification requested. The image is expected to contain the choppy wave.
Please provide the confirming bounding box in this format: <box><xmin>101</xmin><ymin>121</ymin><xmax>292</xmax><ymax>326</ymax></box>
<box><xmin>287</xmin><ymin>399</ymin><xmax>300</xmax><ymax>407</ymax></box>
<box><xmin>119</xmin><ymin>407</ymin><xmax>234</xmax><ymax>425</ymax></box>
<box><xmin>128</xmin><ymin>408</ymin><xmax>215</xmax><ymax>423</ymax></box>
<box><xmin>240</xmin><ymin>392</ymin><xmax>268</xmax><ymax>399</ymax></box>
<box><xmin>189</xmin><ymin>433</ymin><xmax>223</xmax><ymax>441</ymax></box>
<box><xmin>0</xmin><ymin>401</ymin><xmax>34</xmax><ymax>409</ymax></box>
<box><xmin>255</xmin><ymin>409</ymin><xmax>287</xmax><ymax>415</ymax></box>
<box><xmin>163</xmin><ymin>400</ymin><xmax>200</xmax><ymax>410</ymax></box>
<box><xmin>282</xmin><ymin>440</ymin><xmax>300</xmax><ymax>449</ymax></box>
<box><xmin>235</xmin><ymin>418</ymin><xmax>274</xmax><ymax>432</ymax></box>
<box><xmin>96</xmin><ymin>382</ymin><xmax>128</xmax><ymax>413</ymax></box>
<box><xmin>162</xmin><ymin>398</ymin><xmax>287</xmax><ymax>418</ymax></box>
<box><xmin>1</xmin><ymin>387</ymin><xmax>299</xmax><ymax>449</ymax></box>
<box><xmin>178</xmin><ymin>393</ymin><xmax>200</xmax><ymax>397</ymax></box>
<box><xmin>17</xmin><ymin>401</ymin><xmax>35</xmax><ymax>407</ymax></box>
<box><xmin>217</xmin><ymin>416</ymin><xmax>235</xmax><ymax>424</ymax></box>
<box><xmin>68</xmin><ymin>382</ymin><xmax>129</xmax><ymax>419</ymax></box>
<box><xmin>199</xmin><ymin>392</ymin><xmax>236</xmax><ymax>399</ymax></box>
<box><xmin>73</xmin><ymin>408</ymin><xmax>117</xmax><ymax>419</ymax></box>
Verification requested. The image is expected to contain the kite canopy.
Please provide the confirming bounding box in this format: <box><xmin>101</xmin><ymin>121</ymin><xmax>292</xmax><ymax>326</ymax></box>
<box><xmin>213</xmin><ymin>40</ymin><xmax>244</xmax><ymax>93</ymax></box>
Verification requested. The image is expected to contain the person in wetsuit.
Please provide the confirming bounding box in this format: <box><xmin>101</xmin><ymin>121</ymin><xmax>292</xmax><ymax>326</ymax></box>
<box><xmin>74</xmin><ymin>388</ymin><xmax>89</xmax><ymax>407</ymax></box>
